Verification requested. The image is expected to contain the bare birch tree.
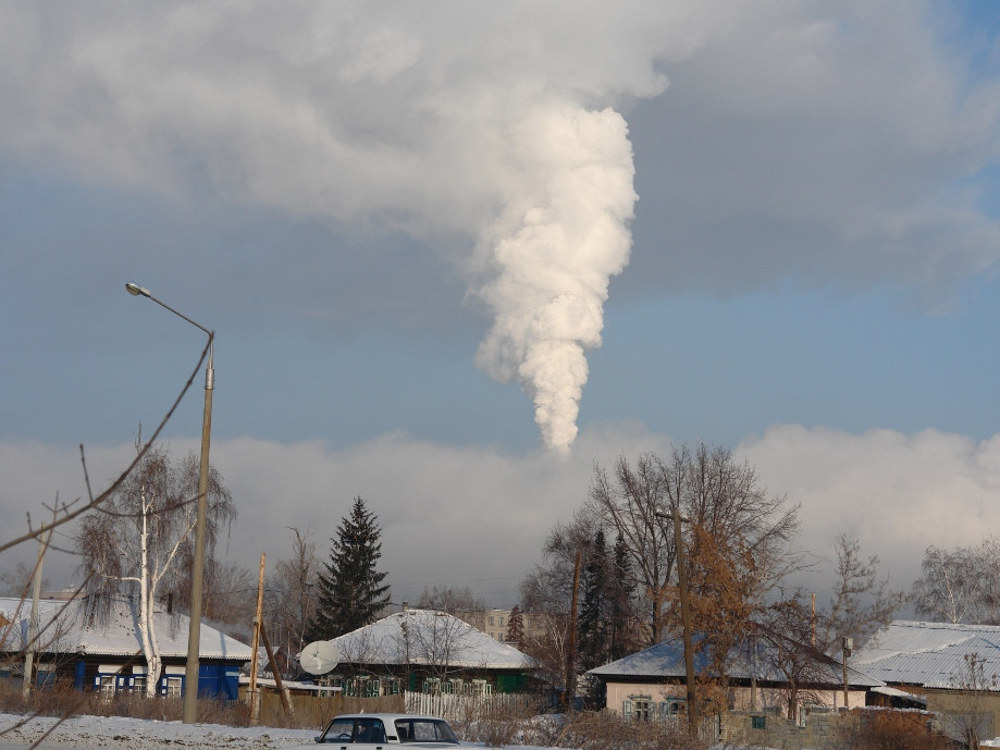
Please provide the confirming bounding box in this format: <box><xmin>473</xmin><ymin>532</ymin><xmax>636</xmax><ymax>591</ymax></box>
<box><xmin>912</xmin><ymin>537</ymin><xmax>1000</xmax><ymax>625</ymax></box>
<box><xmin>75</xmin><ymin>435</ymin><xmax>235</xmax><ymax>696</ymax></box>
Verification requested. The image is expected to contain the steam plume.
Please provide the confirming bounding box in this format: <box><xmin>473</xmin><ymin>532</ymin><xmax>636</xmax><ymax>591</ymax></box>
<box><xmin>0</xmin><ymin>3</ymin><xmax>670</xmax><ymax>452</ymax></box>
<box><xmin>473</xmin><ymin>102</ymin><xmax>637</xmax><ymax>453</ymax></box>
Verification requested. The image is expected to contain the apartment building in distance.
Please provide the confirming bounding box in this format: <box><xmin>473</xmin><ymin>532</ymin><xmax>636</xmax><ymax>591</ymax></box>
<box><xmin>456</xmin><ymin>608</ymin><xmax>553</xmax><ymax>644</ymax></box>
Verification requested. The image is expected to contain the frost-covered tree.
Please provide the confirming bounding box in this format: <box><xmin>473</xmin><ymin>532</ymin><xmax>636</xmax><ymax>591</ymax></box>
<box><xmin>912</xmin><ymin>537</ymin><xmax>1000</xmax><ymax>625</ymax></box>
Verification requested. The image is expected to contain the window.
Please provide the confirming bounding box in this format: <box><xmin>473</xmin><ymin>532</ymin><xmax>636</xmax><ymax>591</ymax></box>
<box><xmin>395</xmin><ymin>718</ymin><xmax>459</xmax><ymax>744</ymax></box>
<box><xmin>35</xmin><ymin>664</ymin><xmax>55</xmax><ymax>689</ymax></box>
<box><xmin>161</xmin><ymin>676</ymin><xmax>182</xmax><ymax>697</ymax></box>
<box><xmin>658</xmin><ymin>698</ymin><xmax>686</xmax><ymax>719</ymax></box>
<box><xmin>132</xmin><ymin>675</ymin><xmax>148</xmax><ymax>694</ymax></box>
<box><xmin>319</xmin><ymin>718</ymin><xmax>355</xmax><ymax>743</ymax></box>
<box><xmin>354</xmin><ymin>718</ymin><xmax>386</xmax><ymax>743</ymax></box>
<box><xmin>98</xmin><ymin>675</ymin><xmax>116</xmax><ymax>696</ymax></box>
<box><xmin>624</xmin><ymin>695</ymin><xmax>652</xmax><ymax>721</ymax></box>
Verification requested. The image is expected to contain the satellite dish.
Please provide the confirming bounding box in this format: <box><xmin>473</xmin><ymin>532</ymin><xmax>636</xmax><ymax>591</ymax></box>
<box><xmin>299</xmin><ymin>640</ymin><xmax>340</xmax><ymax>675</ymax></box>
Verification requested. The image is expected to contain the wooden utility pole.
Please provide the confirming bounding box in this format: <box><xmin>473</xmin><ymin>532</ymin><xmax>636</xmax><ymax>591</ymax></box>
<box><xmin>842</xmin><ymin>636</ymin><xmax>853</xmax><ymax>710</ymax></box>
<box><xmin>248</xmin><ymin>553</ymin><xmax>266</xmax><ymax>724</ymax></box>
<box><xmin>260</xmin><ymin>623</ymin><xmax>293</xmax><ymax>715</ymax></box>
<box><xmin>565</xmin><ymin>548</ymin><xmax>583</xmax><ymax>711</ymax></box>
<box><xmin>673</xmin><ymin>503</ymin><xmax>697</xmax><ymax>728</ymax></box>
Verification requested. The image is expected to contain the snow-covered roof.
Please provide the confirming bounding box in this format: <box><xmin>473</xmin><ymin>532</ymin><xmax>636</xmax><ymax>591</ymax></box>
<box><xmin>588</xmin><ymin>634</ymin><xmax>882</xmax><ymax>689</ymax></box>
<box><xmin>852</xmin><ymin>620</ymin><xmax>1000</xmax><ymax>690</ymax></box>
<box><xmin>325</xmin><ymin>608</ymin><xmax>534</xmax><ymax>671</ymax></box>
<box><xmin>0</xmin><ymin>596</ymin><xmax>252</xmax><ymax>662</ymax></box>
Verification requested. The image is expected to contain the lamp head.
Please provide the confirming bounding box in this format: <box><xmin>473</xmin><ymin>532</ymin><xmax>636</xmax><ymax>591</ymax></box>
<box><xmin>125</xmin><ymin>282</ymin><xmax>150</xmax><ymax>297</ymax></box>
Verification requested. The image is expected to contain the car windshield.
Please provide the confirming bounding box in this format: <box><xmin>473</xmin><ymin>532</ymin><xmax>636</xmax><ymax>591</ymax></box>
<box><xmin>317</xmin><ymin>718</ymin><xmax>354</xmax><ymax>743</ymax></box>
<box><xmin>393</xmin><ymin>718</ymin><xmax>459</xmax><ymax>744</ymax></box>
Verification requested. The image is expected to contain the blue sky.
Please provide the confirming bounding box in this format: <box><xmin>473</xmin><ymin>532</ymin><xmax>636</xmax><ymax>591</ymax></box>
<box><xmin>2</xmin><ymin>1</ymin><xmax>1000</xmax><ymax>607</ymax></box>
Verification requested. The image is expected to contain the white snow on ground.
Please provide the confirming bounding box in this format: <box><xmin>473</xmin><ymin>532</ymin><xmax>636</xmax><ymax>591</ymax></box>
<box><xmin>0</xmin><ymin>712</ymin><xmax>557</xmax><ymax>750</ymax></box>
<box><xmin>2</xmin><ymin>711</ymin><xmax>893</xmax><ymax>750</ymax></box>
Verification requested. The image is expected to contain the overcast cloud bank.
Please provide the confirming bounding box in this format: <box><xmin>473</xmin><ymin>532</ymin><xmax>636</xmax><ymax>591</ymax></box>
<box><xmin>4</xmin><ymin>423</ymin><xmax>999</xmax><ymax>607</ymax></box>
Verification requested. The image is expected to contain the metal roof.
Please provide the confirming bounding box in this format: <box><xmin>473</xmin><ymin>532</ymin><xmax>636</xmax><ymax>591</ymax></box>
<box><xmin>588</xmin><ymin>633</ymin><xmax>883</xmax><ymax>689</ymax></box>
<box><xmin>853</xmin><ymin>620</ymin><xmax>1000</xmax><ymax>690</ymax></box>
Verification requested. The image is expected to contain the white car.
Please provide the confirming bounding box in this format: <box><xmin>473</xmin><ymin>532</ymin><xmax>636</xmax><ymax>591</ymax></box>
<box><xmin>308</xmin><ymin>713</ymin><xmax>462</xmax><ymax>748</ymax></box>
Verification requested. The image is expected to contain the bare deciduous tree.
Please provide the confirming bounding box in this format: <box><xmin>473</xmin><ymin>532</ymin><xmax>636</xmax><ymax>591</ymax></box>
<box><xmin>0</xmin><ymin>562</ymin><xmax>48</xmax><ymax>599</ymax></box>
<box><xmin>398</xmin><ymin>610</ymin><xmax>476</xmax><ymax>681</ymax></box>
<box><xmin>589</xmin><ymin>445</ymin><xmax>801</xmax><ymax>646</ymax></box>
<box><xmin>518</xmin><ymin>511</ymin><xmax>598</xmax><ymax>689</ymax></box>
<box><xmin>819</xmin><ymin>534</ymin><xmax>903</xmax><ymax>652</ymax></box>
<box><xmin>754</xmin><ymin>595</ymin><xmax>834</xmax><ymax>722</ymax></box>
<box><xmin>912</xmin><ymin>537</ymin><xmax>1000</xmax><ymax>625</ymax></box>
<box><xmin>417</xmin><ymin>585</ymin><xmax>485</xmax><ymax>614</ymax></box>
<box><xmin>75</xmin><ymin>434</ymin><xmax>235</xmax><ymax>696</ymax></box>
<box><xmin>946</xmin><ymin>652</ymin><xmax>998</xmax><ymax>750</ymax></box>
<box><xmin>589</xmin><ymin>453</ymin><xmax>672</xmax><ymax>645</ymax></box>
<box><xmin>264</xmin><ymin>527</ymin><xmax>319</xmax><ymax>672</ymax></box>
<box><xmin>202</xmin><ymin>559</ymin><xmax>255</xmax><ymax>626</ymax></box>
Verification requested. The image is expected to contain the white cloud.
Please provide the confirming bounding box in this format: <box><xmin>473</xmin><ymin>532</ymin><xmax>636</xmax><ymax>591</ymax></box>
<box><xmin>6</xmin><ymin>423</ymin><xmax>1000</xmax><ymax>609</ymax></box>
<box><xmin>1</xmin><ymin>2</ymin><xmax>998</xmax><ymax>451</ymax></box>
<box><xmin>627</xmin><ymin>1</ymin><xmax>1000</xmax><ymax>297</ymax></box>
<box><xmin>739</xmin><ymin>425</ymin><xmax>1000</xmax><ymax>597</ymax></box>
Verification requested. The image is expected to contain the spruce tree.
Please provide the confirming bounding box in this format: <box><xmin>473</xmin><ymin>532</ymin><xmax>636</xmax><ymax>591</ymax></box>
<box><xmin>608</xmin><ymin>533</ymin><xmax>636</xmax><ymax>660</ymax></box>
<box><xmin>578</xmin><ymin>529</ymin><xmax>609</xmax><ymax>671</ymax></box>
<box><xmin>309</xmin><ymin>496</ymin><xmax>391</xmax><ymax>639</ymax></box>
<box><xmin>506</xmin><ymin>604</ymin><xmax>525</xmax><ymax>645</ymax></box>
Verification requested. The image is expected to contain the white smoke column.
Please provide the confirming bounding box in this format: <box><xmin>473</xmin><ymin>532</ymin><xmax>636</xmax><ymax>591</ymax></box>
<box><xmin>474</xmin><ymin>101</ymin><xmax>637</xmax><ymax>453</ymax></box>
<box><xmin>0</xmin><ymin>4</ymin><xmax>680</xmax><ymax>453</ymax></box>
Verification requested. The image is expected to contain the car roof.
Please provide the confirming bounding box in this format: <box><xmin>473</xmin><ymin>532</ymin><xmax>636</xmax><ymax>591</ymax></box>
<box><xmin>332</xmin><ymin>714</ymin><xmax>448</xmax><ymax>722</ymax></box>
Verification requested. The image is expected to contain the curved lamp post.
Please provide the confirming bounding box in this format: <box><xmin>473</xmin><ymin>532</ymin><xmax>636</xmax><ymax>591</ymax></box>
<box><xmin>125</xmin><ymin>282</ymin><xmax>214</xmax><ymax>725</ymax></box>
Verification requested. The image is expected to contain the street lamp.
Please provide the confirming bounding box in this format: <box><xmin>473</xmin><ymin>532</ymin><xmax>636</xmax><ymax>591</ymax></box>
<box><xmin>125</xmin><ymin>281</ymin><xmax>214</xmax><ymax>724</ymax></box>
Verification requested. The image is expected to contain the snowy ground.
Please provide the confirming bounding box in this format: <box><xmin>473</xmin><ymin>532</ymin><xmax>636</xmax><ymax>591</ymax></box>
<box><xmin>0</xmin><ymin>713</ymin><xmax>319</xmax><ymax>750</ymax></box>
<box><xmin>0</xmin><ymin>713</ymin><xmax>558</xmax><ymax>750</ymax></box>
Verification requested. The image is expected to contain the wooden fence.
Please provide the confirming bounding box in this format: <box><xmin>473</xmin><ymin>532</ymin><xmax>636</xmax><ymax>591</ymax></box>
<box><xmin>404</xmin><ymin>690</ymin><xmax>537</xmax><ymax>721</ymax></box>
<box><xmin>249</xmin><ymin>686</ymin><xmax>535</xmax><ymax>727</ymax></box>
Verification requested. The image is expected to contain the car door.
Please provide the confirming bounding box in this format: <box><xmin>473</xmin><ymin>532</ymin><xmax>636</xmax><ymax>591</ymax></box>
<box><xmin>322</xmin><ymin>717</ymin><xmax>389</xmax><ymax>749</ymax></box>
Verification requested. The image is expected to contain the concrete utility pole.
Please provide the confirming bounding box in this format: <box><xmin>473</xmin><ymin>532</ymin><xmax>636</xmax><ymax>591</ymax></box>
<box><xmin>125</xmin><ymin>282</ymin><xmax>214</xmax><ymax>724</ymax></box>
<box><xmin>23</xmin><ymin>530</ymin><xmax>51</xmax><ymax>697</ymax></box>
